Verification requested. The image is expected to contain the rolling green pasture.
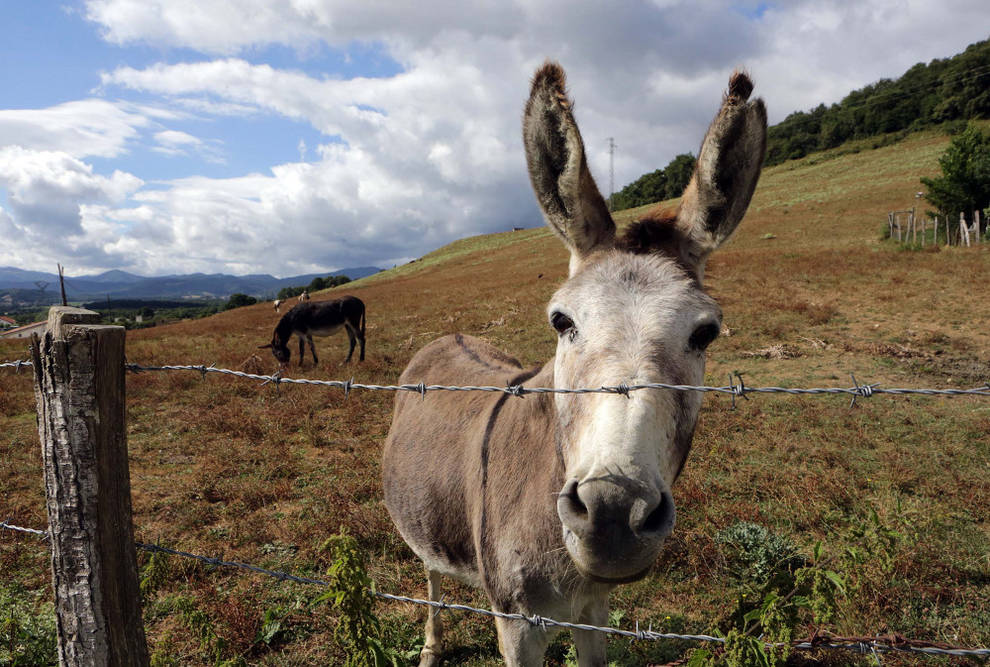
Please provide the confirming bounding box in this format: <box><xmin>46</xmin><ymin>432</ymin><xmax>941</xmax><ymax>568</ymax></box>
<box><xmin>2</xmin><ymin>129</ymin><xmax>988</xmax><ymax>665</ymax></box>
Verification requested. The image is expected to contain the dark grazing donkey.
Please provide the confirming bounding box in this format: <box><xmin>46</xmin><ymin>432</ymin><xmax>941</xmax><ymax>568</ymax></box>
<box><xmin>260</xmin><ymin>295</ymin><xmax>366</xmax><ymax>365</ymax></box>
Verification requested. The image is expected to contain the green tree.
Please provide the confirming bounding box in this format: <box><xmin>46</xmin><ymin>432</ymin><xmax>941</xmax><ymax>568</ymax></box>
<box><xmin>663</xmin><ymin>153</ymin><xmax>697</xmax><ymax>200</ymax></box>
<box><xmin>277</xmin><ymin>285</ymin><xmax>305</xmax><ymax>300</ymax></box>
<box><xmin>224</xmin><ymin>293</ymin><xmax>257</xmax><ymax>310</ymax></box>
<box><xmin>920</xmin><ymin>123</ymin><xmax>990</xmax><ymax>235</ymax></box>
<box><xmin>308</xmin><ymin>276</ymin><xmax>329</xmax><ymax>292</ymax></box>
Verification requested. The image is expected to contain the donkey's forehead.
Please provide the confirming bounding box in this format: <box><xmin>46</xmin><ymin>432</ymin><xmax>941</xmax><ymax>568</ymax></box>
<box><xmin>551</xmin><ymin>250</ymin><xmax>713</xmax><ymax>310</ymax></box>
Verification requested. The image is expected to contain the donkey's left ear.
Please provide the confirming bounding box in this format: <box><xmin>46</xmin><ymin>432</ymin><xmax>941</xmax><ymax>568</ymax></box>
<box><xmin>676</xmin><ymin>71</ymin><xmax>766</xmax><ymax>277</ymax></box>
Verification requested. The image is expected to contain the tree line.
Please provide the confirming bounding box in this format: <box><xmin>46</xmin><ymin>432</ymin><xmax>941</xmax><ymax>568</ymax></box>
<box><xmin>766</xmin><ymin>38</ymin><xmax>989</xmax><ymax>166</ymax></box>
<box><xmin>612</xmin><ymin>38</ymin><xmax>990</xmax><ymax>212</ymax></box>
<box><xmin>608</xmin><ymin>153</ymin><xmax>696</xmax><ymax>211</ymax></box>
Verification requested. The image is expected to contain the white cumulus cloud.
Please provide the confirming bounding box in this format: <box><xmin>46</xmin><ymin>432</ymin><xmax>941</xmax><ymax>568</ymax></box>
<box><xmin>1</xmin><ymin>0</ymin><xmax>987</xmax><ymax>277</ymax></box>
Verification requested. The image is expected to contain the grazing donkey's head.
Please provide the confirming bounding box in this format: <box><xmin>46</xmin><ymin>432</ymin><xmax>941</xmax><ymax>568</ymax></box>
<box><xmin>524</xmin><ymin>62</ymin><xmax>765</xmax><ymax>583</ymax></box>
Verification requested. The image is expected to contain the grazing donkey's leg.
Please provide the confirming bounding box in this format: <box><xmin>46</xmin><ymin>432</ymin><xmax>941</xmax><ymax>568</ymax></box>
<box><xmin>343</xmin><ymin>323</ymin><xmax>357</xmax><ymax>363</ymax></box>
<box><xmin>358</xmin><ymin>304</ymin><xmax>366</xmax><ymax>361</ymax></box>
<box><xmin>306</xmin><ymin>334</ymin><xmax>318</xmax><ymax>365</ymax></box>
<box><xmin>297</xmin><ymin>335</ymin><xmax>306</xmax><ymax>367</ymax></box>
<box><xmin>418</xmin><ymin>569</ymin><xmax>444</xmax><ymax>667</ymax></box>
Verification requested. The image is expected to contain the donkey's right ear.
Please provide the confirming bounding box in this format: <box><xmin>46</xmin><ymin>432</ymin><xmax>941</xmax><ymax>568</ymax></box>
<box><xmin>523</xmin><ymin>61</ymin><xmax>615</xmax><ymax>275</ymax></box>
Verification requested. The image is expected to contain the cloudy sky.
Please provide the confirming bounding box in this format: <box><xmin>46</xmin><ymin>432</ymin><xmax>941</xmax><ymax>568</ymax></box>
<box><xmin>0</xmin><ymin>1</ymin><xmax>986</xmax><ymax>278</ymax></box>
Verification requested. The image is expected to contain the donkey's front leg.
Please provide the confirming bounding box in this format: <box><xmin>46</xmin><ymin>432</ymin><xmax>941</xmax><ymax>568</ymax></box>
<box><xmin>493</xmin><ymin>616</ymin><xmax>553</xmax><ymax>667</ymax></box>
<box><xmin>572</xmin><ymin>600</ymin><xmax>608</xmax><ymax>666</ymax></box>
<box><xmin>417</xmin><ymin>569</ymin><xmax>444</xmax><ymax>667</ymax></box>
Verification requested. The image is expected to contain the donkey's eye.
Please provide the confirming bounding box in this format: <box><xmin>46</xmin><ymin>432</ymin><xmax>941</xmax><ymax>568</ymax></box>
<box><xmin>550</xmin><ymin>311</ymin><xmax>575</xmax><ymax>337</ymax></box>
<box><xmin>689</xmin><ymin>323</ymin><xmax>719</xmax><ymax>351</ymax></box>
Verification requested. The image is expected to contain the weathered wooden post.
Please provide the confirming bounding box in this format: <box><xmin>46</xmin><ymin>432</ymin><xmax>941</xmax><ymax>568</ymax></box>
<box><xmin>933</xmin><ymin>215</ymin><xmax>938</xmax><ymax>245</ymax></box>
<box><xmin>32</xmin><ymin>306</ymin><xmax>149</xmax><ymax>666</ymax></box>
<box><xmin>960</xmin><ymin>212</ymin><xmax>970</xmax><ymax>247</ymax></box>
<box><xmin>975</xmin><ymin>209</ymin><xmax>982</xmax><ymax>245</ymax></box>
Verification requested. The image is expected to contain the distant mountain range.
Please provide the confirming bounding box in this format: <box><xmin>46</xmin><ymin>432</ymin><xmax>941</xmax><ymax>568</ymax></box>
<box><xmin>0</xmin><ymin>266</ymin><xmax>381</xmax><ymax>305</ymax></box>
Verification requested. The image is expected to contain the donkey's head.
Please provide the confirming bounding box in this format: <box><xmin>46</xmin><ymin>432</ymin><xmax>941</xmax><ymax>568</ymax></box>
<box><xmin>523</xmin><ymin>62</ymin><xmax>765</xmax><ymax>583</ymax></box>
<box><xmin>259</xmin><ymin>331</ymin><xmax>291</xmax><ymax>365</ymax></box>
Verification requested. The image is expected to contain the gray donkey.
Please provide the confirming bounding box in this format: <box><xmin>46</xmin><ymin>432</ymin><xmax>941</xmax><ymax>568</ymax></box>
<box><xmin>383</xmin><ymin>62</ymin><xmax>766</xmax><ymax>666</ymax></box>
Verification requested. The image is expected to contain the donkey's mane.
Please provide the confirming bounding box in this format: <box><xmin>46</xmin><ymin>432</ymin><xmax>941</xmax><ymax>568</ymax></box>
<box><xmin>616</xmin><ymin>209</ymin><xmax>703</xmax><ymax>279</ymax></box>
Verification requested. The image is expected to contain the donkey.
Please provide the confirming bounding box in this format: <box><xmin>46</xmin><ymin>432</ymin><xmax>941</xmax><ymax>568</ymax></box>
<box><xmin>259</xmin><ymin>295</ymin><xmax>366</xmax><ymax>365</ymax></box>
<box><xmin>383</xmin><ymin>62</ymin><xmax>765</xmax><ymax>666</ymax></box>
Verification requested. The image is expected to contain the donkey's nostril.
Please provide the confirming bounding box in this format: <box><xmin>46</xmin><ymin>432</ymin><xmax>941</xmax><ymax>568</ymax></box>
<box><xmin>559</xmin><ymin>478</ymin><xmax>587</xmax><ymax>518</ymax></box>
<box><xmin>638</xmin><ymin>491</ymin><xmax>675</xmax><ymax>537</ymax></box>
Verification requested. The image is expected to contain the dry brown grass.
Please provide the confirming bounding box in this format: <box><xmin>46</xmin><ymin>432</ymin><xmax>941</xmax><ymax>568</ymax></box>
<box><xmin>2</xmin><ymin>129</ymin><xmax>988</xmax><ymax>665</ymax></box>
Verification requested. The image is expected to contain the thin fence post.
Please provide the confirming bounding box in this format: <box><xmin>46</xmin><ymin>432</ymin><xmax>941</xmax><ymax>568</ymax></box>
<box><xmin>960</xmin><ymin>212</ymin><xmax>970</xmax><ymax>247</ymax></box>
<box><xmin>933</xmin><ymin>215</ymin><xmax>938</xmax><ymax>245</ymax></box>
<box><xmin>975</xmin><ymin>209</ymin><xmax>981</xmax><ymax>244</ymax></box>
<box><xmin>31</xmin><ymin>306</ymin><xmax>150</xmax><ymax>667</ymax></box>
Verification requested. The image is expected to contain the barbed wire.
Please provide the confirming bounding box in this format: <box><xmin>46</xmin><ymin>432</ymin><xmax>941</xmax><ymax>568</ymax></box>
<box><xmin>2</xmin><ymin>520</ymin><xmax>987</xmax><ymax>659</ymax></box>
<box><xmin>3</xmin><ymin>359</ymin><xmax>989</xmax><ymax>404</ymax></box>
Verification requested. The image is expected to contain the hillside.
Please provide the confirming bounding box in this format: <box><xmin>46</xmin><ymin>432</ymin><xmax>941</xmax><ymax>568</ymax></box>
<box><xmin>2</xmin><ymin>130</ymin><xmax>988</xmax><ymax>665</ymax></box>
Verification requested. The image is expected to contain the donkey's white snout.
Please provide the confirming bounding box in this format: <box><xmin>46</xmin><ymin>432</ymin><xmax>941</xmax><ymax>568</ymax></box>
<box><xmin>557</xmin><ymin>477</ymin><xmax>675</xmax><ymax>582</ymax></box>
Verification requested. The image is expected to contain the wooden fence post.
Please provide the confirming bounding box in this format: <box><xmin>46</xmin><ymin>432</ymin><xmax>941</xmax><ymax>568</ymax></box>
<box><xmin>975</xmin><ymin>209</ymin><xmax>982</xmax><ymax>245</ymax></box>
<box><xmin>933</xmin><ymin>215</ymin><xmax>938</xmax><ymax>245</ymax></box>
<box><xmin>960</xmin><ymin>212</ymin><xmax>970</xmax><ymax>247</ymax></box>
<box><xmin>31</xmin><ymin>306</ymin><xmax>149</xmax><ymax>667</ymax></box>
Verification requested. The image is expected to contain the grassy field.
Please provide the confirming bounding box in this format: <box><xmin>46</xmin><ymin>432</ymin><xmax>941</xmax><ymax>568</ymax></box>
<box><xmin>2</xmin><ymin>127</ymin><xmax>988</xmax><ymax>666</ymax></box>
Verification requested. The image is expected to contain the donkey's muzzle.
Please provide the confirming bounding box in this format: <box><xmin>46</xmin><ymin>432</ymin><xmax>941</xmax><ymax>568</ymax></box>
<box><xmin>557</xmin><ymin>477</ymin><xmax>675</xmax><ymax>581</ymax></box>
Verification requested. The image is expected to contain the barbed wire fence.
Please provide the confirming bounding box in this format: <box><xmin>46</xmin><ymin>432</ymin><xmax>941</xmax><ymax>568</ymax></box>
<box><xmin>2</xmin><ymin>519</ymin><xmax>987</xmax><ymax>660</ymax></box>
<box><xmin>4</xmin><ymin>359</ymin><xmax>989</xmax><ymax>406</ymax></box>
<box><xmin>3</xmin><ymin>340</ymin><xmax>990</xmax><ymax>663</ymax></box>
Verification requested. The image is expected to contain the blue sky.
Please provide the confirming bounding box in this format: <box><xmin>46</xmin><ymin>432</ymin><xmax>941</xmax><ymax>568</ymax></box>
<box><xmin>0</xmin><ymin>1</ymin><xmax>987</xmax><ymax>277</ymax></box>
